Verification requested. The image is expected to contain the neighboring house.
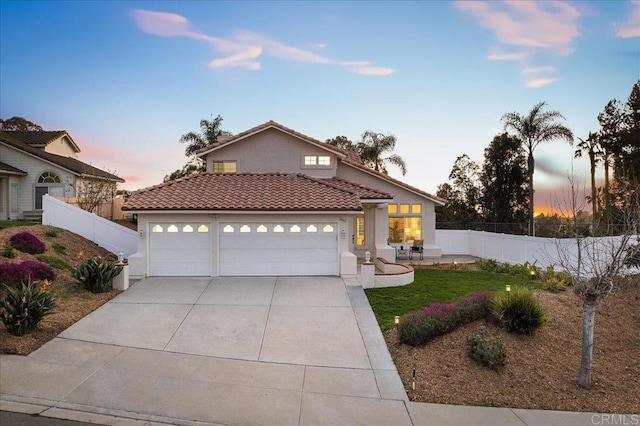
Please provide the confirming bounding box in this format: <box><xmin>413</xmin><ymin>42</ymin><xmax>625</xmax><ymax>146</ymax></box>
<box><xmin>123</xmin><ymin>121</ymin><xmax>444</xmax><ymax>278</ymax></box>
<box><xmin>0</xmin><ymin>130</ymin><xmax>124</xmax><ymax>220</ymax></box>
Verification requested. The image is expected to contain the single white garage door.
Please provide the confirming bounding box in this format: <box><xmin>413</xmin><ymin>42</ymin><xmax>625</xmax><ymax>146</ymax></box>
<box><xmin>219</xmin><ymin>222</ymin><xmax>338</xmax><ymax>276</ymax></box>
<box><xmin>149</xmin><ymin>223</ymin><xmax>211</xmax><ymax>276</ymax></box>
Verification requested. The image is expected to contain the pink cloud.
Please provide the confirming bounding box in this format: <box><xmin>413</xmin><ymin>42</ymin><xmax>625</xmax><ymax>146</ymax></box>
<box><xmin>454</xmin><ymin>1</ymin><xmax>579</xmax><ymax>87</ymax></box>
<box><xmin>615</xmin><ymin>0</ymin><xmax>640</xmax><ymax>38</ymax></box>
<box><xmin>131</xmin><ymin>9</ymin><xmax>393</xmax><ymax>76</ymax></box>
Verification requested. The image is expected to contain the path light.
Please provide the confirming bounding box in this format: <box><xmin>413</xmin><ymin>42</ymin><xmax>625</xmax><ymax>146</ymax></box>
<box><xmin>117</xmin><ymin>252</ymin><xmax>124</xmax><ymax>263</ymax></box>
<box><xmin>506</xmin><ymin>285</ymin><xmax>511</xmax><ymax>293</ymax></box>
<box><xmin>412</xmin><ymin>368</ymin><xmax>416</xmax><ymax>391</ymax></box>
<box><xmin>453</xmin><ymin>260</ymin><xmax>458</xmax><ymax>269</ymax></box>
<box><xmin>530</xmin><ymin>269</ymin><xmax>536</xmax><ymax>279</ymax></box>
<box><xmin>394</xmin><ymin>315</ymin><xmax>400</xmax><ymax>326</ymax></box>
<box><xmin>365</xmin><ymin>251</ymin><xmax>371</xmax><ymax>263</ymax></box>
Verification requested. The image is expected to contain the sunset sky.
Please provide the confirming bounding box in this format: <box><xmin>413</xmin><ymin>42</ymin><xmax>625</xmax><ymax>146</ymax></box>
<box><xmin>1</xmin><ymin>1</ymin><xmax>639</xmax><ymax>213</ymax></box>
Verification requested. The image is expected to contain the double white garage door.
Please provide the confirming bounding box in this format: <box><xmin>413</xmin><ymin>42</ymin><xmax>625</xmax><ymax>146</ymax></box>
<box><xmin>148</xmin><ymin>222</ymin><xmax>339</xmax><ymax>277</ymax></box>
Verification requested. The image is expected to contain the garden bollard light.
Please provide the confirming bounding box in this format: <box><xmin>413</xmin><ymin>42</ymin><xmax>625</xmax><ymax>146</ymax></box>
<box><xmin>506</xmin><ymin>285</ymin><xmax>511</xmax><ymax>293</ymax></box>
<box><xmin>394</xmin><ymin>316</ymin><xmax>400</xmax><ymax>326</ymax></box>
<box><xmin>412</xmin><ymin>368</ymin><xmax>416</xmax><ymax>390</ymax></box>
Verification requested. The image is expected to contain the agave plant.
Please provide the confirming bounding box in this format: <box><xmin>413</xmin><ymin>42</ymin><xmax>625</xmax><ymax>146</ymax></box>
<box><xmin>72</xmin><ymin>256</ymin><xmax>122</xmax><ymax>293</ymax></box>
<box><xmin>0</xmin><ymin>281</ymin><xmax>56</xmax><ymax>336</ymax></box>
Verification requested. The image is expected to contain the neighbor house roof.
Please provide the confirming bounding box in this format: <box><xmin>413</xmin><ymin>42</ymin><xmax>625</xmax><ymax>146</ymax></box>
<box><xmin>321</xmin><ymin>177</ymin><xmax>392</xmax><ymax>200</ymax></box>
<box><xmin>196</xmin><ymin>120</ymin><xmax>350</xmax><ymax>158</ymax></box>
<box><xmin>122</xmin><ymin>173</ymin><xmax>363</xmax><ymax>212</ymax></box>
<box><xmin>0</xmin><ymin>161</ymin><xmax>27</xmax><ymax>176</ymax></box>
<box><xmin>3</xmin><ymin>130</ymin><xmax>81</xmax><ymax>153</ymax></box>
<box><xmin>0</xmin><ymin>131</ymin><xmax>124</xmax><ymax>182</ymax></box>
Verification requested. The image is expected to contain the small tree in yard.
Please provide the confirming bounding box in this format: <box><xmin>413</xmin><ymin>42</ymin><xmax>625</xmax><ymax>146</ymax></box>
<box><xmin>76</xmin><ymin>178</ymin><xmax>117</xmax><ymax>214</ymax></box>
<box><xmin>555</xmin><ymin>176</ymin><xmax>640</xmax><ymax>389</ymax></box>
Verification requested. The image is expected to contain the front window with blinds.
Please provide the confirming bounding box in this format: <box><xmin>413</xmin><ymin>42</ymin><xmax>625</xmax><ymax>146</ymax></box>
<box><xmin>212</xmin><ymin>161</ymin><xmax>237</xmax><ymax>174</ymax></box>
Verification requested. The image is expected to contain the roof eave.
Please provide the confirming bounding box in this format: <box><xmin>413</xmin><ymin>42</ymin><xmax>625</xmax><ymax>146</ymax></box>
<box><xmin>341</xmin><ymin>160</ymin><xmax>446</xmax><ymax>206</ymax></box>
<box><xmin>123</xmin><ymin>209</ymin><xmax>363</xmax><ymax>215</ymax></box>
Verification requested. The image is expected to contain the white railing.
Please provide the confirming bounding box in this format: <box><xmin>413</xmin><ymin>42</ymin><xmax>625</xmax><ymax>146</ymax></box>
<box><xmin>42</xmin><ymin>195</ymin><xmax>137</xmax><ymax>257</ymax></box>
<box><xmin>436</xmin><ymin>229</ymin><xmax>636</xmax><ymax>270</ymax></box>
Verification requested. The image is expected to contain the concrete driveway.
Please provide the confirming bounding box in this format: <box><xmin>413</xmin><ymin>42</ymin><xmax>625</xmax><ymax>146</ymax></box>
<box><xmin>1</xmin><ymin>276</ymin><xmax>411</xmax><ymax>425</ymax></box>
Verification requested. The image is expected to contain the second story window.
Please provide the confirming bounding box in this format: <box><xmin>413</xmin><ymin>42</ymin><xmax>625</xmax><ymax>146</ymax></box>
<box><xmin>212</xmin><ymin>161</ymin><xmax>237</xmax><ymax>174</ymax></box>
<box><xmin>304</xmin><ymin>155</ymin><xmax>331</xmax><ymax>166</ymax></box>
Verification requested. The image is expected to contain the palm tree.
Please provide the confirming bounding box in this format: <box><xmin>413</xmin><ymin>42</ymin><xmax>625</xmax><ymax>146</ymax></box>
<box><xmin>501</xmin><ymin>102</ymin><xmax>574</xmax><ymax>236</ymax></box>
<box><xmin>574</xmin><ymin>132</ymin><xmax>601</xmax><ymax>233</ymax></box>
<box><xmin>180</xmin><ymin>114</ymin><xmax>226</xmax><ymax>158</ymax></box>
<box><xmin>356</xmin><ymin>131</ymin><xmax>407</xmax><ymax>176</ymax></box>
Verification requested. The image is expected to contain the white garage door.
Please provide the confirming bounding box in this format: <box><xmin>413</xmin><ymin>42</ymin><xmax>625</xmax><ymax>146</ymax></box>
<box><xmin>219</xmin><ymin>222</ymin><xmax>338</xmax><ymax>276</ymax></box>
<box><xmin>149</xmin><ymin>223</ymin><xmax>211</xmax><ymax>276</ymax></box>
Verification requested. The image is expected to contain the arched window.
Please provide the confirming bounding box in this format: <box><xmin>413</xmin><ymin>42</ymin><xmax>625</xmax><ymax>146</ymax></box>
<box><xmin>38</xmin><ymin>171</ymin><xmax>61</xmax><ymax>184</ymax></box>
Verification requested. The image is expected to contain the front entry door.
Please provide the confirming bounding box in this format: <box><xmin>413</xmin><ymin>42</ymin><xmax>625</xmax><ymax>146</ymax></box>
<box><xmin>35</xmin><ymin>187</ymin><xmax>48</xmax><ymax>210</ymax></box>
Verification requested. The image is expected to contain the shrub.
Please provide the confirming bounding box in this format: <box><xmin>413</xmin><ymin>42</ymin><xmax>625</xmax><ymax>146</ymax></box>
<box><xmin>52</xmin><ymin>243</ymin><xmax>66</xmax><ymax>254</ymax></box>
<box><xmin>72</xmin><ymin>256</ymin><xmax>122</xmax><ymax>293</ymax></box>
<box><xmin>467</xmin><ymin>326</ymin><xmax>506</xmax><ymax>370</ymax></box>
<box><xmin>457</xmin><ymin>290</ymin><xmax>494</xmax><ymax>322</ymax></box>
<box><xmin>399</xmin><ymin>290</ymin><xmax>495</xmax><ymax>346</ymax></box>
<box><xmin>493</xmin><ymin>286</ymin><xmax>546</xmax><ymax>335</ymax></box>
<box><xmin>397</xmin><ymin>311</ymin><xmax>443</xmax><ymax>346</ymax></box>
<box><xmin>0</xmin><ymin>262</ymin><xmax>33</xmax><ymax>287</ymax></box>
<box><xmin>9</xmin><ymin>231</ymin><xmax>45</xmax><ymax>254</ymax></box>
<box><xmin>36</xmin><ymin>255</ymin><xmax>73</xmax><ymax>271</ymax></box>
<box><xmin>20</xmin><ymin>260</ymin><xmax>56</xmax><ymax>282</ymax></box>
<box><xmin>44</xmin><ymin>227</ymin><xmax>60</xmax><ymax>238</ymax></box>
<box><xmin>0</xmin><ymin>280</ymin><xmax>56</xmax><ymax>336</ymax></box>
<box><xmin>540</xmin><ymin>265</ymin><xmax>571</xmax><ymax>292</ymax></box>
<box><xmin>2</xmin><ymin>243</ymin><xmax>15</xmax><ymax>258</ymax></box>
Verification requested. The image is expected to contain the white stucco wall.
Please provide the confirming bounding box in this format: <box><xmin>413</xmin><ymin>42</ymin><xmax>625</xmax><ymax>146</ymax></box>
<box><xmin>203</xmin><ymin>128</ymin><xmax>338</xmax><ymax>179</ymax></box>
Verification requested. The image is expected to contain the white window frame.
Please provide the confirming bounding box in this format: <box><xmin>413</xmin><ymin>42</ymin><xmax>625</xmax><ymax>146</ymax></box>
<box><xmin>303</xmin><ymin>155</ymin><xmax>331</xmax><ymax>168</ymax></box>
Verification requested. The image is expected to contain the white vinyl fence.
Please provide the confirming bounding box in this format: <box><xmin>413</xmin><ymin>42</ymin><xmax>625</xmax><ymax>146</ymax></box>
<box><xmin>436</xmin><ymin>230</ymin><xmax>636</xmax><ymax>271</ymax></box>
<box><xmin>42</xmin><ymin>195</ymin><xmax>137</xmax><ymax>257</ymax></box>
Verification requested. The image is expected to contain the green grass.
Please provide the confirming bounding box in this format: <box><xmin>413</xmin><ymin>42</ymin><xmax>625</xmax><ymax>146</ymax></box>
<box><xmin>52</xmin><ymin>243</ymin><xmax>66</xmax><ymax>254</ymax></box>
<box><xmin>0</xmin><ymin>220</ymin><xmax>35</xmax><ymax>229</ymax></box>
<box><xmin>35</xmin><ymin>255</ymin><xmax>73</xmax><ymax>271</ymax></box>
<box><xmin>365</xmin><ymin>269</ymin><xmax>537</xmax><ymax>331</ymax></box>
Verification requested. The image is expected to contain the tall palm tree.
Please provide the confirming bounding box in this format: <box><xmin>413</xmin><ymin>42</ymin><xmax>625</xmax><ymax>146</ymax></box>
<box><xmin>356</xmin><ymin>130</ymin><xmax>407</xmax><ymax>176</ymax></box>
<box><xmin>501</xmin><ymin>102</ymin><xmax>574</xmax><ymax>236</ymax></box>
<box><xmin>180</xmin><ymin>114</ymin><xmax>226</xmax><ymax>158</ymax></box>
<box><xmin>574</xmin><ymin>132</ymin><xmax>601</xmax><ymax>233</ymax></box>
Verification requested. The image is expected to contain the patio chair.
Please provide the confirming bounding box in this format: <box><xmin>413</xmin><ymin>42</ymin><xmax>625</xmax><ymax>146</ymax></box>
<box><xmin>409</xmin><ymin>239</ymin><xmax>424</xmax><ymax>260</ymax></box>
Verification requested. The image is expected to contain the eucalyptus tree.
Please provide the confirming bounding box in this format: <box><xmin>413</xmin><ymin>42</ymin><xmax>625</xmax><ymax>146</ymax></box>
<box><xmin>501</xmin><ymin>102</ymin><xmax>574</xmax><ymax>236</ymax></box>
<box><xmin>356</xmin><ymin>131</ymin><xmax>407</xmax><ymax>176</ymax></box>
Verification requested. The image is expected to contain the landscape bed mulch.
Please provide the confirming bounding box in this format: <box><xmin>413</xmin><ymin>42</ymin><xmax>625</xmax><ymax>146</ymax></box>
<box><xmin>0</xmin><ymin>225</ymin><xmax>120</xmax><ymax>355</ymax></box>
<box><xmin>385</xmin><ymin>281</ymin><xmax>640</xmax><ymax>414</ymax></box>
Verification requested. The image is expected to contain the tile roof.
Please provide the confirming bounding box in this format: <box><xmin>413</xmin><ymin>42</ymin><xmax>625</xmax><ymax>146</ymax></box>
<box><xmin>122</xmin><ymin>173</ymin><xmax>363</xmax><ymax>212</ymax></box>
<box><xmin>0</xmin><ymin>161</ymin><xmax>27</xmax><ymax>175</ymax></box>
<box><xmin>0</xmin><ymin>131</ymin><xmax>124</xmax><ymax>182</ymax></box>
<box><xmin>196</xmin><ymin>120</ymin><xmax>349</xmax><ymax>158</ymax></box>
<box><xmin>343</xmin><ymin>148</ymin><xmax>363</xmax><ymax>164</ymax></box>
<box><xmin>321</xmin><ymin>177</ymin><xmax>392</xmax><ymax>200</ymax></box>
<box><xmin>341</xmin><ymin>158</ymin><xmax>446</xmax><ymax>205</ymax></box>
<box><xmin>3</xmin><ymin>130</ymin><xmax>80</xmax><ymax>152</ymax></box>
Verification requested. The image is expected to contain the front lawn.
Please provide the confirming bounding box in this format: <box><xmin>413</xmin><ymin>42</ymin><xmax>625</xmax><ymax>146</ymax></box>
<box><xmin>0</xmin><ymin>220</ymin><xmax>35</xmax><ymax>229</ymax></box>
<box><xmin>365</xmin><ymin>268</ymin><xmax>535</xmax><ymax>331</ymax></box>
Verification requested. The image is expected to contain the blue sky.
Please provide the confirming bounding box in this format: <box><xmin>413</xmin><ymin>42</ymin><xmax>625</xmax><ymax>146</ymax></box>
<box><xmin>1</xmin><ymin>1</ymin><xmax>639</xmax><ymax>213</ymax></box>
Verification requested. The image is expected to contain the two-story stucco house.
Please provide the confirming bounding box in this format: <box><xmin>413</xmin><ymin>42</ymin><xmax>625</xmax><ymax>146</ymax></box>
<box><xmin>123</xmin><ymin>121</ymin><xmax>444</xmax><ymax>278</ymax></box>
<box><xmin>0</xmin><ymin>130</ymin><xmax>124</xmax><ymax>220</ymax></box>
